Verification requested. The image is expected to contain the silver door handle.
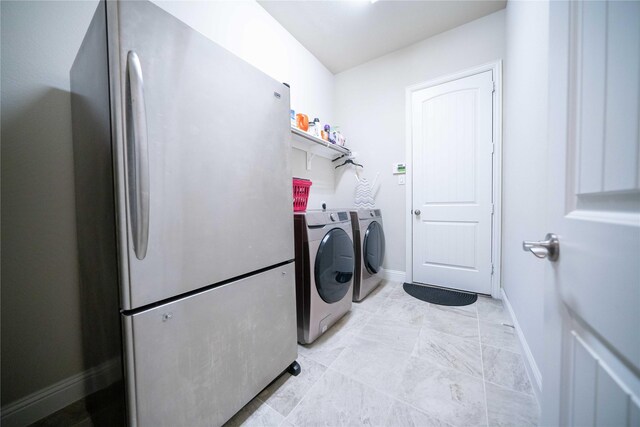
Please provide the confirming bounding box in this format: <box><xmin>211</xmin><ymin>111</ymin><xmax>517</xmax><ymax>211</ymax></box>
<box><xmin>126</xmin><ymin>51</ymin><xmax>150</xmax><ymax>260</ymax></box>
<box><xmin>522</xmin><ymin>233</ymin><xmax>559</xmax><ymax>261</ymax></box>
<box><xmin>414</xmin><ymin>210</ymin><xmax>421</xmax><ymax>215</ymax></box>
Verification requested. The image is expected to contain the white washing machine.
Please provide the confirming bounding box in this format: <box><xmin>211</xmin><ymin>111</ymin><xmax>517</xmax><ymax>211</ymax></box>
<box><xmin>350</xmin><ymin>209</ymin><xmax>386</xmax><ymax>302</ymax></box>
<box><xmin>294</xmin><ymin>210</ymin><xmax>354</xmax><ymax>344</ymax></box>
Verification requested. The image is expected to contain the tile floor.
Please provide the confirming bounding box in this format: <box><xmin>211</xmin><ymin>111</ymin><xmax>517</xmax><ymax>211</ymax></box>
<box><xmin>32</xmin><ymin>281</ymin><xmax>539</xmax><ymax>427</ymax></box>
<box><xmin>225</xmin><ymin>281</ymin><xmax>540</xmax><ymax>427</ymax></box>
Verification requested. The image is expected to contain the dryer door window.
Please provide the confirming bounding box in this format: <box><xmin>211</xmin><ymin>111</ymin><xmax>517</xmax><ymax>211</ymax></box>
<box><xmin>363</xmin><ymin>221</ymin><xmax>385</xmax><ymax>274</ymax></box>
<box><xmin>314</xmin><ymin>228</ymin><xmax>354</xmax><ymax>304</ymax></box>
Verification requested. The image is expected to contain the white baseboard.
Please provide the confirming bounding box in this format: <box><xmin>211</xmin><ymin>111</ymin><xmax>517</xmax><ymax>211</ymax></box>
<box><xmin>500</xmin><ymin>289</ymin><xmax>542</xmax><ymax>403</ymax></box>
<box><xmin>382</xmin><ymin>269</ymin><xmax>406</xmax><ymax>283</ymax></box>
<box><xmin>1</xmin><ymin>357</ymin><xmax>122</xmax><ymax>427</ymax></box>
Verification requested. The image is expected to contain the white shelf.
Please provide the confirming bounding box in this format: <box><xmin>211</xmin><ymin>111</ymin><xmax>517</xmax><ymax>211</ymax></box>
<box><xmin>290</xmin><ymin>127</ymin><xmax>351</xmax><ymax>160</ymax></box>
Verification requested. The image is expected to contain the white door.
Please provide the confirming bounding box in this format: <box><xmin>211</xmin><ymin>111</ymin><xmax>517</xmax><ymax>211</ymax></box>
<box><xmin>411</xmin><ymin>70</ymin><xmax>494</xmax><ymax>294</ymax></box>
<box><xmin>541</xmin><ymin>1</ymin><xmax>640</xmax><ymax>425</ymax></box>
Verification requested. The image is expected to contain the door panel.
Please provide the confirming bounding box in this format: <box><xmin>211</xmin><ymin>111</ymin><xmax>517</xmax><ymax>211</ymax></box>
<box><xmin>122</xmin><ymin>263</ymin><xmax>297</xmax><ymax>426</ymax></box>
<box><xmin>560</xmin><ymin>0</ymin><xmax>640</xmax><ymax>368</ymax></box>
<box><xmin>412</xmin><ymin>71</ymin><xmax>493</xmax><ymax>294</ymax></box>
<box><xmin>576</xmin><ymin>2</ymin><xmax>640</xmax><ymax>194</ymax></box>
<box><xmin>567</xmin><ymin>330</ymin><xmax>640</xmax><ymax>427</ymax></box>
<box><xmin>543</xmin><ymin>1</ymin><xmax>640</xmax><ymax>424</ymax></box>
<box><xmin>569</xmin><ymin>334</ymin><xmax>598</xmax><ymax>427</ymax></box>
<box><xmin>114</xmin><ymin>1</ymin><xmax>294</xmax><ymax>309</ymax></box>
<box><xmin>423</xmin><ymin>90</ymin><xmax>478</xmax><ymax>204</ymax></box>
<box><xmin>423</xmin><ymin>221</ymin><xmax>477</xmax><ymax>269</ymax></box>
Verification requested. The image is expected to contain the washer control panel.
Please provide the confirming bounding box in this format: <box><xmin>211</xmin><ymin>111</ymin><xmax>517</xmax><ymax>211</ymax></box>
<box><xmin>303</xmin><ymin>210</ymin><xmax>352</xmax><ymax>227</ymax></box>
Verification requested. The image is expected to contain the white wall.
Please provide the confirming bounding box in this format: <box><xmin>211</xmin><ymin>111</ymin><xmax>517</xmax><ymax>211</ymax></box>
<box><xmin>155</xmin><ymin>1</ymin><xmax>338</xmax><ymax>210</ymax></box>
<box><xmin>501</xmin><ymin>0</ymin><xmax>549</xmax><ymax>394</ymax></box>
<box><xmin>1</xmin><ymin>0</ymin><xmax>334</xmax><ymax>409</ymax></box>
<box><xmin>333</xmin><ymin>10</ymin><xmax>505</xmax><ymax>272</ymax></box>
<box><xmin>2</xmin><ymin>0</ymin><xmax>549</xmax><ymax>416</ymax></box>
<box><xmin>155</xmin><ymin>1</ymin><xmax>334</xmax><ymax>124</ymax></box>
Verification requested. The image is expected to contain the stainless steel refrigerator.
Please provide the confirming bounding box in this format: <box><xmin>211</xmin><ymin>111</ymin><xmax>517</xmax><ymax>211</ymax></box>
<box><xmin>70</xmin><ymin>1</ymin><xmax>297</xmax><ymax>425</ymax></box>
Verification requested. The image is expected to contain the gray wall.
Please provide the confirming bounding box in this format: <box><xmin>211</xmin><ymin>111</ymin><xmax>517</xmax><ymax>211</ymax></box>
<box><xmin>333</xmin><ymin>10</ymin><xmax>505</xmax><ymax>272</ymax></box>
<box><xmin>1</xmin><ymin>0</ymin><xmax>338</xmax><ymax>409</ymax></box>
<box><xmin>1</xmin><ymin>0</ymin><xmax>547</xmax><ymax>410</ymax></box>
<box><xmin>501</xmin><ymin>0</ymin><xmax>549</xmax><ymax>396</ymax></box>
<box><xmin>1</xmin><ymin>0</ymin><xmax>105</xmax><ymax>406</ymax></box>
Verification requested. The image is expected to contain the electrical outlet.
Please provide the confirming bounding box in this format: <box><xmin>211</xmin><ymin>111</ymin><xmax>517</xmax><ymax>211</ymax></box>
<box><xmin>398</xmin><ymin>175</ymin><xmax>406</xmax><ymax>185</ymax></box>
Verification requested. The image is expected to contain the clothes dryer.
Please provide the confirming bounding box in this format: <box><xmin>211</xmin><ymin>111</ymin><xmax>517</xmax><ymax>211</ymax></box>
<box><xmin>293</xmin><ymin>211</ymin><xmax>354</xmax><ymax>344</ymax></box>
<box><xmin>350</xmin><ymin>209</ymin><xmax>385</xmax><ymax>302</ymax></box>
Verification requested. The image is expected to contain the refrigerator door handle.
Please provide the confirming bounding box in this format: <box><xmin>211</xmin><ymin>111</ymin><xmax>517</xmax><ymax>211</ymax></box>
<box><xmin>126</xmin><ymin>51</ymin><xmax>150</xmax><ymax>260</ymax></box>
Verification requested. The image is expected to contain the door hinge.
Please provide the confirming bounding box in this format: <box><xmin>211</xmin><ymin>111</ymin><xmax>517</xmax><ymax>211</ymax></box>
<box><xmin>492</xmin><ymin>81</ymin><xmax>496</xmax><ymax>93</ymax></box>
<box><xmin>491</xmin><ymin>264</ymin><xmax>495</xmax><ymax>275</ymax></box>
<box><xmin>491</xmin><ymin>142</ymin><xmax>495</xmax><ymax>154</ymax></box>
<box><xmin>491</xmin><ymin>204</ymin><xmax>495</xmax><ymax>215</ymax></box>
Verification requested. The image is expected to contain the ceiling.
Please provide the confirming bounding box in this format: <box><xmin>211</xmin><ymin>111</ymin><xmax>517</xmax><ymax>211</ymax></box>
<box><xmin>258</xmin><ymin>0</ymin><xmax>506</xmax><ymax>74</ymax></box>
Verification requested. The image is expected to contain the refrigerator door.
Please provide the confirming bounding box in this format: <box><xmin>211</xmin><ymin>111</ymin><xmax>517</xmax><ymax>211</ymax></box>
<box><xmin>122</xmin><ymin>263</ymin><xmax>297</xmax><ymax>426</ymax></box>
<box><xmin>109</xmin><ymin>1</ymin><xmax>294</xmax><ymax>309</ymax></box>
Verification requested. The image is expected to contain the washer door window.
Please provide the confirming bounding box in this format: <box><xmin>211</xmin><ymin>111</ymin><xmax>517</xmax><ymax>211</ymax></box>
<box><xmin>314</xmin><ymin>228</ymin><xmax>355</xmax><ymax>304</ymax></box>
<box><xmin>363</xmin><ymin>221</ymin><xmax>385</xmax><ymax>274</ymax></box>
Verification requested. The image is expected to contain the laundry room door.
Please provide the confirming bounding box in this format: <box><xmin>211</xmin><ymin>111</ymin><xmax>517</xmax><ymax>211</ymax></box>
<box><xmin>411</xmin><ymin>70</ymin><xmax>494</xmax><ymax>294</ymax></box>
<box><xmin>542</xmin><ymin>1</ymin><xmax>640</xmax><ymax>424</ymax></box>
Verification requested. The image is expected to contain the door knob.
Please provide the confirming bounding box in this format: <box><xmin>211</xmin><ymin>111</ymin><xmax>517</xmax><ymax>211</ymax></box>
<box><xmin>522</xmin><ymin>233</ymin><xmax>559</xmax><ymax>261</ymax></box>
<box><xmin>414</xmin><ymin>210</ymin><xmax>421</xmax><ymax>216</ymax></box>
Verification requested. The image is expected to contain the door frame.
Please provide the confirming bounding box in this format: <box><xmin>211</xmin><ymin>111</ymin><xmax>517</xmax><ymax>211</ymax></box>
<box><xmin>404</xmin><ymin>61</ymin><xmax>503</xmax><ymax>298</ymax></box>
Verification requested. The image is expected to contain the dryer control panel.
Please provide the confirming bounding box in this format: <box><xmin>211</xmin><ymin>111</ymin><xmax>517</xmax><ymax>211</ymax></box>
<box><xmin>356</xmin><ymin>209</ymin><xmax>382</xmax><ymax>220</ymax></box>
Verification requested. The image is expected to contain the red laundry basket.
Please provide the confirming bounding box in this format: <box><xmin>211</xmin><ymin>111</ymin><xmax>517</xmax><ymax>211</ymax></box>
<box><xmin>292</xmin><ymin>178</ymin><xmax>312</xmax><ymax>212</ymax></box>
